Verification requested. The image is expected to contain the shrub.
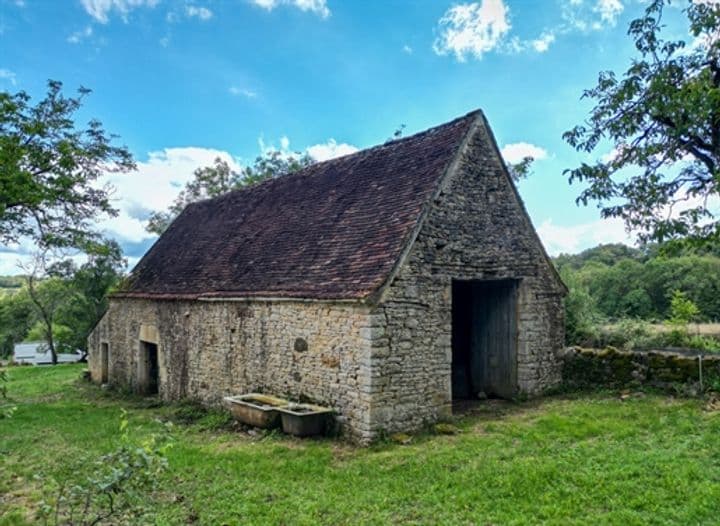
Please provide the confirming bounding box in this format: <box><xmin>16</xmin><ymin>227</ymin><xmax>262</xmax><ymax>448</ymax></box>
<box><xmin>598</xmin><ymin>319</ymin><xmax>662</xmax><ymax>351</ymax></box>
<box><xmin>562</xmin><ymin>269</ymin><xmax>603</xmax><ymax>346</ymax></box>
<box><xmin>668</xmin><ymin>290</ymin><xmax>700</xmax><ymax>325</ymax></box>
<box><xmin>686</xmin><ymin>335</ymin><xmax>720</xmax><ymax>354</ymax></box>
<box><xmin>0</xmin><ymin>367</ymin><xmax>16</xmax><ymax>418</ymax></box>
<box><xmin>37</xmin><ymin>409</ymin><xmax>173</xmax><ymax>525</ymax></box>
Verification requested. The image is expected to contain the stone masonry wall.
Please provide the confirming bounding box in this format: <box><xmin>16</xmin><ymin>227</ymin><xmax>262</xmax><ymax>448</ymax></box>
<box><xmin>367</xmin><ymin>119</ymin><xmax>566</xmax><ymax>435</ymax></box>
<box><xmin>561</xmin><ymin>346</ymin><xmax>720</xmax><ymax>392</ymax></box>
<box><xmin>88</xmin><ymin>299</ymin><xmax>375</xmax><ymax>441</ymax></box>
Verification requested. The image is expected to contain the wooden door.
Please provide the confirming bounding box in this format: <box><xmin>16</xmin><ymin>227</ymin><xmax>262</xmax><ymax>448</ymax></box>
<box><xmin>452</xmin><ymin>279</ymin><xmax>518</xmax><ymax>399</ymax></box>
<box><xmin>470</xmin><ymin>280</ymin><xmax>518</xmax><ymax>398</ymax></box>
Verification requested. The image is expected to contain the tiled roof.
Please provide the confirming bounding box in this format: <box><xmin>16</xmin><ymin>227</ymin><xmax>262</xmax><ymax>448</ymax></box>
<box><xmin>119</xmin><ymin>111</ymin><xmax>480</xmax><ymax>300</ymax></box>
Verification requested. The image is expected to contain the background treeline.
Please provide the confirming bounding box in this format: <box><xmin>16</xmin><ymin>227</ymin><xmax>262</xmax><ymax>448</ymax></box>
<box><xmin>0</xmin><ymin>244</ymin><xmax>124</xmax><ymax>359</ymax></box>
<box><xmin>556</xmin><ymin>243</ymin><xmax>720</xmax><ymax>321</ymax></box>
<box><xmin>556</xmin><ymin>242</ymin><xmax>720</xmax><ymax>350</ymax></box>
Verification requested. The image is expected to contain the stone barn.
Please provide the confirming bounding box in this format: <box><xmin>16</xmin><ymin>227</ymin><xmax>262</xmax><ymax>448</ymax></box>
<box><xmin>88</xmin><ymin>110</ymin><xmax>566</xmax><ymax>442</ymax></box>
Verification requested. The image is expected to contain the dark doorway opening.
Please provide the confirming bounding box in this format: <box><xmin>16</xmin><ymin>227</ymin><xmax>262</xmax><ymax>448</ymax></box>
<box><xmin>100</xmin><ymin>342</ymin><xmax>109</xmax><ymax>384</ymax></box>
<box><xmin>138</xmin><ymin>341</ymin><xmax>159</xmax><ymax>395</ymax></box>
<box><xmin>451</xmin><ymin>279</ymin><xmax>518</xmax><ymax>400</ymax></box>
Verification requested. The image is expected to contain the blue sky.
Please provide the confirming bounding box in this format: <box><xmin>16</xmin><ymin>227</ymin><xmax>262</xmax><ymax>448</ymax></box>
<box><xmin>0</xmin><ymin>0</ymin><xmax>696</xmax><ymax>272</ymax></box>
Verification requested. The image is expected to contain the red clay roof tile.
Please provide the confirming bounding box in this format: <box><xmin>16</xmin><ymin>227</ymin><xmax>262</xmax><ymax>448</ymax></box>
<box><xmin>118</xmin><ymin>110</ymin><xmax>480</xmax><ymax>300</ymax></box>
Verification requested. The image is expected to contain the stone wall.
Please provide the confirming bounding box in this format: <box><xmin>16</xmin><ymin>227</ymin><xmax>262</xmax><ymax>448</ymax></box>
<box><xmin>88</xmin><ymin>298</ymin><xmax>375</xmax><ymax>441</ymax></box>
<box><xmin>367</xmin><ymin>118</ymin><xmax>565</xmax><ymax>435</ymax></box>
<box><xmin>560</xmin><ymin>346</ymin><xmax>720</xmax><ymax>392</ymax></box>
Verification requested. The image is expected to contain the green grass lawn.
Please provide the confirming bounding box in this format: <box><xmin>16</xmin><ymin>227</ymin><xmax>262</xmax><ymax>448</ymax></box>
<box><xmin>2</xmin><ymin>365</ymin><xmax>720</xmax><ymax>525</ymax></box>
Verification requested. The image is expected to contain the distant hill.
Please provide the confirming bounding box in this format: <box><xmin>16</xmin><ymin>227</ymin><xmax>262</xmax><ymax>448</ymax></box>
<box><xmin>0</xmin><ymin>275</ymin><xmax>24</xmax><ymax>295</ymax></box>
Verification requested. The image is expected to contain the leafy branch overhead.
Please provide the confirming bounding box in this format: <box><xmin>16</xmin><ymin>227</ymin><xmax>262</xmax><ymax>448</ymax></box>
<box><xmin>0</xmin><ymin>80</ymin><xmax>135</xmax><ymax>250</ymax></box>
<box><xmin>564</xmin><ymin>0</ymin><xmax>720</xmax><ymax>245</ymax></box>
<box><xmin>146</xmin><ymin>150</ymin><xmax>313</xmax><ymax>235</ymax></box>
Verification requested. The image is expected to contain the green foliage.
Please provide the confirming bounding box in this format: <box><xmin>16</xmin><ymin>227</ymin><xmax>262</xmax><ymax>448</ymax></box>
<box><xmin>506</xmin><ymin>156</ymin><xmax>535</xmax><ymax>182</ymax></box>
<box><xmin>0</xmin><ymin>80</ymin><xmax>135</xmax><ymax>250</ymax></box>
<box><xmin>668</xmin><ymin>289</ymin><xmax>700</xmax><ymax>325</ymax></box>
<box><xmin>556</xmin><ymin>243</ymin><xmax>720</xmax><ymax>321</ymax></box>
<box><xmin>25</xmin><ymin>322</ymin><xmax>74</xmax><ymax>351</ymax></box>
<box><xmin>37</xmin><ymin>409</ymin><xmax>173</xmax><ymax>526</ymax></box>
<box><xmin>53</xmin><ymin>241</ymin><xmax>126</xmax><ymax>353</ymax></box>
<box><xmin>0</xmin><ymin>367</ymin><xmax>16</xmax><ymax>418</ymax></box>
<box><xmin>600</xmin><ymin>319</ymin><xmax>661</xmax><ymax>351</ymax></box>
<box><xmin>564</xmin><ymin>0</ymin><xmax>720</xmax><ymax>245</ymax></box>
<box><xmin>561</xmin><ymin>267</ymin><xmax>602</xmax><ymax>345</ymax></box>
<box><xmin>0</xmin><ymin>286</ymin><xmax>33</xmax><ymax>358</ymax></box>
<box><xmin>686</xmin><ymin>334</ymin><xmax>720</xmax><ymax>353</ymax></box>
<box><xmin>0</xmin><ymin>242</ymin><xmax>124</xmax><ymax>361</ymax></box>
<box><xmin>560</xmin><ymin>245</ymin><xmax>720</xmax><ymax>351</ymax></box>
<box><xmin>146</xmin><ymin>151</ymin><xmax>314</xmax><ymax>235</ymax></box>
<box><xmin>664</xmin><ymin>290</ymin><xmax>702</xmax><ymax>346</ymax></box>
<box><xmin>25</xmin><ymin>270</ymin><xmax>78</xmax><ymax>363</ymax></box>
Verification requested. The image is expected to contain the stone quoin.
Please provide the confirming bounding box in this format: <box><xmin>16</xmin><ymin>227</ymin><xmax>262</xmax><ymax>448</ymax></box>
<box><xmin>88</xmin><ymin>110</ymin><xmax>567</xmax><ymax>443</ymax></box>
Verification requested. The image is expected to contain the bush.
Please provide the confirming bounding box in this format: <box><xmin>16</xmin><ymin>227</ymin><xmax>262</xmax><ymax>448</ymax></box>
<box><xmin>562</xmin><ymin>268</ymin><xmax>603</xmax><ymax>346</ymax></box>
<box><xmin>686</xmin><ymin>335</ymin><xmax>720</xmax><ymax>354</ymax></box>
<box><xmin>1</xmin><ymin>367</ymin><xmax>16</xmax><ymax>418</ymax></box>
<box><xmin>37</xmin><ymin>409</ymin><xmax>173</xmax><ymax>525</ymax></box>
<box><xmin>597</xmin><ymin>319</ymin><xmax>662</xmax><ymax>351</ymax></box>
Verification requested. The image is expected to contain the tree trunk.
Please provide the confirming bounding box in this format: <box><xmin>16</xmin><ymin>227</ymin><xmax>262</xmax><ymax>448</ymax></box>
<box><xmin>46</xmin><ymin>327</ymin><xmax>57</xmax><ymax>365</ymax></box>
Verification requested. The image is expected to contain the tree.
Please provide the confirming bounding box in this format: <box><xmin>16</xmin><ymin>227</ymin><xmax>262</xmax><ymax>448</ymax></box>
<box><xmin>668</xmin><ymin>289</ymin><xmax>700</xmax><ymax>325</ymax></box>
<box><xmin>146</xmin><ymin>151</ymin><xmax>313</xmax><ymax>235</ymax></box>
<box><xmin>506</xmin><ymin>156</ymin><xmax>536</xmax><ymax>182</ymax></box>
<box><xmin>0</xmin><ymin>287</ymin><xmax>33</xmax><ymax>358</ymax></box>
<box><xmin>23</xmin><ymin>253</ymin><xmax>77</xmax><ymax>365</ymax></box>
<box><xmin>58</xmin><ymin>241</ymin><xmax>126</xmax><ymax>356</ymax></box>
<box><xmin>0</xmin><ymin>80</ymin><xmax>135</xmax><ymax>249</ymax></box>
<box><xmin>564</xmin><ymin>0</ymin><xmax>720</xmax><ymax>245</ymax></box>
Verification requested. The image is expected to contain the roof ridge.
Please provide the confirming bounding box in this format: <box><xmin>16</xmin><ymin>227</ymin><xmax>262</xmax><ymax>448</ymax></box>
<box><xmin>193</xmin><ymin>109</ymin><xmax>483</xmax><ymax>208</ymax></box>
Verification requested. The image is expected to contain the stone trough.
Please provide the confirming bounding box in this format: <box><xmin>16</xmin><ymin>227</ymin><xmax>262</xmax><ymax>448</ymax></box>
<box><xmin>223</xmin><ymin>393</ymin><xmax>289</xmax><ymax>429</ymax></box>
<box><xmin>224</xmin><ymin>394</ymin><xmax>333</xmax><ymax>437</ymax></box>
<box><xmin>278</xmin><ymin>403</ymin><xmax>334</xmax><ymax>437</ymax></box>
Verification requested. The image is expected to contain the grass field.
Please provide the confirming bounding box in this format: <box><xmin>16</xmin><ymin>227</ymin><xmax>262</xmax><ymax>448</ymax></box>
<box><xmin>2</xmin><ymin>365</ymin><xmax>720</xmax><ymax>525</ymax></box>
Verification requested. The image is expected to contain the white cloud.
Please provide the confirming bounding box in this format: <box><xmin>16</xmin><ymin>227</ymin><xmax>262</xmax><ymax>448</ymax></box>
<box><xmin>561</xmin><ymin>0</ymin><xmax>625</xmax><ymax>31</ymax></box>
<box><xmin>594</xmin><ymin>0</ymin><xmax>623</xmax><ymax>24</ymax></box>
<box><xmin>0</xmin><ymin>68</ymin><xmax>17</xmax><ymax>86</ymax></box>
<box><xmin>185</xmin><ymin>5</ymin><xmax>213</xmax><ymax>20</ymax></box>
<box><xmin>229</xmin><ymin>86</ymin><xmax>257</xmax><ymax>98</ymax></box>
<box><xmin>500</xmin><ymin>142</ymin><xmax>548</xmax><ymax>164</ymax></box>
<box><xmin>402</xmin><ymin>44</ymin><xmax>413</xmax><ymax>54</ymax></box>
<box><xmin>531</xmin><ymin>31</ymin><xmax>556</xmax><ymax>52</ymax></box>
<box><xmin>67</xmin><ymin>26</ymin><xmax>93</xmax><ymax>44</ymax></box>
<box><xmin>250</xmin><ymin>0</ymin><xmax>330</xmax><ymax>18</ymax></box>
<box><xmin>99</xmin><ymin>147</ymin><xmax>242</xmax><ymax>243</ymax></box>
<box><xmin>258</xmin><ymin>134</ymin><xmax>357</xmax><ymax>162</ymax></box>
<box><xmin>537</xmin><ymin>217</ymin><xmax>635</xmax><ymax>255</ymax></box>
<box><xmin>433</xmin><ymin>0</ymin><xmax>511</xmax><ymax>61</ymax></box>
<box><xmin>80</xmin><ymin>0</ymin><xmax>160</xmax><ymax>24</ymax></box>
<box><xmin>307</xmin><ymin>139</ymin><xmax>359</xmax><ymax>161</ymax></box>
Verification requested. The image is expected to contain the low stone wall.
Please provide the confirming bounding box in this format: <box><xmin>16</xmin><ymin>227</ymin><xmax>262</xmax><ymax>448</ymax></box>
<box><xmin>560</xmin><ymin>347</ymin><xmax>720</xmax><ymax>392</ymax></box>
